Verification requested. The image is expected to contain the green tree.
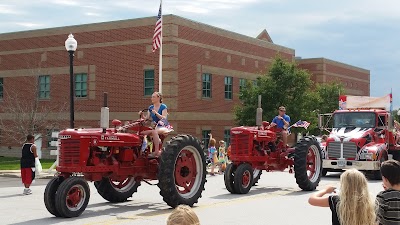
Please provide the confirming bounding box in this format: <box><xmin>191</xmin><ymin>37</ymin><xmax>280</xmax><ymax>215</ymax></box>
<box><xmin>234</xmin><ymin>57</ymin><xmax>316</xmax><ymax>129</ymax></box>
<box><xmin>315</xmin><ymin>82</ymin><xmax>344</xmax><ymax>115</ymax></box>
<box><xmin>392</xmin><ymin>109</ymin><xmax>399</xmax><ymax>122</ymax></box>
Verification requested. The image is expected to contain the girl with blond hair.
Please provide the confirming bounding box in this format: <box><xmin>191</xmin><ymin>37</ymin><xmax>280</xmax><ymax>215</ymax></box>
<box><xmin>308</xmin><ymin>169</ymin><xmax>376</xmax><ymax>225</ymax></box>
<box><xmin>167</xmin><ymin>205</ymin><xmax>200</xmax><ymax>225</ymax></box>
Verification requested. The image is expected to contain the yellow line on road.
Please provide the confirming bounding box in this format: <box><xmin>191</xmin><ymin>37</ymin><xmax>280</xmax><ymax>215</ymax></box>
<box><xmin>83</xmin><ymin>188</ymin><xmax>299</xmax><ymax>225</ymax></box>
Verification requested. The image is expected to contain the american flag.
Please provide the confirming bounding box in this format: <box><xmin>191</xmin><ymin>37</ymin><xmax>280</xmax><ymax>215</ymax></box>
<box><xmin>291</xmin><ymin>120</ymin><xmax>311</xmax><ymax>129</ymax></box>
<box><xmin>158</xmin><ymin>118</ymin><xmax>174</xmax><ymax>131</ymax></box>
<box><xmin>152</xmin><ymin>2</ymin><xmax>162</xmax><ymax>52</ymax></box>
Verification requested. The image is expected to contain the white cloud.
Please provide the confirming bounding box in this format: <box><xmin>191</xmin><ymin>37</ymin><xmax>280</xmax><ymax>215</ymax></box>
<box><xmin>14</xmin><ymin>22</ymin><xmax>44</xmax><ymax>28</ymax></box>
<box><xmin>0</xmin><ymin>4</ymin><xmax>24</xmax><ymax>15</ymax></box>
<box><xmin>85</xmin><ymin>12</ymin><xmax>101</xmax><ymax>17</ymax></box>
<box><xmin>50</xmin><ymin>0</ymin><xmax>80</xmax><ymax>6</ymax></box>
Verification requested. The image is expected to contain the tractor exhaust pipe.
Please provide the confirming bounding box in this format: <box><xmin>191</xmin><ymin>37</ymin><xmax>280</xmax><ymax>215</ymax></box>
<box><xmin>100</xmin><ymin>92</ymin><xmax>109</xmax><ymax>133</ymax></box>
<box><xmin>256</xmin><ymin>95</ymin><xmax>262</xmax><ymax>129</ymax></box>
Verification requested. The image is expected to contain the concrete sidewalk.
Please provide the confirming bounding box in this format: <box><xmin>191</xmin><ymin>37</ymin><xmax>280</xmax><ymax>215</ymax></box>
<box><xmin>0</xmin><ymin>170</ymin><xmax>55</xmax><ymax>179</ymax></box>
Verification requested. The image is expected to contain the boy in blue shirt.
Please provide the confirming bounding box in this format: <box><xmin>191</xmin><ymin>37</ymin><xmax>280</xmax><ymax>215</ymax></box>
<box><xmin>269</xmin><ymin>106</ymin><xmax>290</xmax><ymax>148</ymax></box>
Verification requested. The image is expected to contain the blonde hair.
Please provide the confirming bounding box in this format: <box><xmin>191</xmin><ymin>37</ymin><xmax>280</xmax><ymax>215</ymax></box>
<box><xmin>337</xmin><ymin>169</ymin><xmax>376</xmax><ymax>225</ymax></box>
<box><xmin>167</xmin><ymin>205</ymin><xmax>200</xmax><ymax>225</ymax></box>
<box><xmin>209</xmin><ymin>138</ymin><xmax>216</xmax><ymax>147</ymax></box>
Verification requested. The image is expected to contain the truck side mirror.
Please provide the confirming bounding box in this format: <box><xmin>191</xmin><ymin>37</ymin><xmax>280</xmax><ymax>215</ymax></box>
<box><xmin>318</xmin><ymin>114</ymin><xmax>323</xmax><ymax>130</ymax></box>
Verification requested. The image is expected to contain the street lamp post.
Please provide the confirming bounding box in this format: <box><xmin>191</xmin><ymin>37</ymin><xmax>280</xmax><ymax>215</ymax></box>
<box><xmin>65</xmin><ymin>34</ymin><xmax>78</xmax><ymax>128</ymax></box>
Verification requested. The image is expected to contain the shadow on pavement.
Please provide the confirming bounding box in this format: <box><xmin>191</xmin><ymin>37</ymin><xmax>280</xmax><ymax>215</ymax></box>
<box><xmin>211</xmin><ymin>187</ymin><xmax>292</xmax><ymax>200</ymax></box>
<box><xmin>0</xmin><ymin>193</ymin><xmax>23</xmax><ymax>199</ymax></box>
<box><xmin>10</xmin><ymin>201</ymin><xmax>173</xmax><ymax>225</ymax></box>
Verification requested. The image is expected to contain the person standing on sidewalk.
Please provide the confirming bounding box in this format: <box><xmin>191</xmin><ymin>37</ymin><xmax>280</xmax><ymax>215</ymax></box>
<box><xmin>20</xmin><ymin>134</ymin><xmax>38</xmax><ymax>195</ymax></box>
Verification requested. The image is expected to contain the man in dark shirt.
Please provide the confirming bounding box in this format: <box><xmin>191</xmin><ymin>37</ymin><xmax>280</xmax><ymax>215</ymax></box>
<box><xmin>376</xmin><ymin>159</ymin><xmax>400</xmax><ymax>225</ymax></box>
<box><xmin>20</xmin><ymin>134</ymin><xmax>38</xmax><ymax>195</ymax></box>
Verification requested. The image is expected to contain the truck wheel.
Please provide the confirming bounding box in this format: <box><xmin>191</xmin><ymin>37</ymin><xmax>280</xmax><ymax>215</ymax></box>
<box><xmin>158</xmin><ymin>135</ymin><xmax>207</xmax><ymax>208</ymax></box>
<box><xmin>224</xmin><ymin>163</ymin><xmax>236</xmax><ymax>193</ymax></box>
<box><xmin>252</xmin><ymin>169</ymin><xmax>262</xmax><ymax>186</ymax></box>
<box><xmin>322</xmin><ymin>169</ymin><xmax>328</xmax><ymax>177</ymax></box>
<box><xmin>94</xmin><ymin>177</ymin><xmax>140</xmax><ymax>203</ymax></box>
<box><xmin>294</xmin><ymin>137</ymin><xmax>323</xmax><ymax>191</ymax></box>
<box><xmin>233</xmin><ymin>163</ymin><xmax>253</xmax><ymax>194</ymax></box>
<box><xmin>44</xmin><ymin>176</ymin><xmax>64</xmax><ymax>217</ymax></box>
<box><xmin>372</xmin><ymin>153</ymin><xmax>388</xmax><ymax>180</ymax></box>
<box><xmin>55</xmin><ymin>177</ymin><xmax>90</xmax><ymax>218</ymax></box>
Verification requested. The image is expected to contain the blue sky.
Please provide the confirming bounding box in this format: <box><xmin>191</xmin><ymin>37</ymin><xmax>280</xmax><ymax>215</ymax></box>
<box><xmin>0</xmin><ymin>0</ymin><xmax>399</xmax><ymax>109</ymax></box>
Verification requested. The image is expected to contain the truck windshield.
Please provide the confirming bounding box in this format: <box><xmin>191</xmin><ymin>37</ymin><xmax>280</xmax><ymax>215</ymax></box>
<box><xmin>333</xmin><ymin>112</ymin><xmax>376</xmax><ymax>128</ymax></box>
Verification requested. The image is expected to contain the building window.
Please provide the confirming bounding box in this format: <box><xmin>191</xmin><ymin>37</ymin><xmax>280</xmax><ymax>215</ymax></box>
<box><xmin>224</xmin><ymin>129</ymin><xmax>231</xmax><ymax>147</ymax></box>
<box><xmin>202</xmin><ymin>130</ymin><xmax>211</xmax><ymax>149</ymax></box>
<box><xmin>75</xmin><ymin>73</ymin><xmax>87</xmax><ymax>98</ymax></box>
<box><xmin>202</xmin><ymin>73</ymin><xmax>212</xmax><ymax>98</ymax></box>
<box><xmin>144</xmin><ymin>70</ymin><xmax>154</xmax><ymax>96</ymax></box>
<box><xmin>239</xmin><ymin>78</ymin><xmax>246</xmax><ymax>90</ymax></box>
<box><xmin>225</xmin><ymin>76</ymin><xmax>233</xmax><ymax>99</ymax></box>
<box><xmin>0</xmin><ymin>78</ymin><xmax>3</xmax><ymax>99</ymax></box>
<box><xmin>38</xmin><ymin>75</ymin><xmax>50</xmax><ymax>99</ymax></box>
<box><xmin>253</xmin><ymin>80</ymin><xmax>258</xmax><ymax>86</ymax></box>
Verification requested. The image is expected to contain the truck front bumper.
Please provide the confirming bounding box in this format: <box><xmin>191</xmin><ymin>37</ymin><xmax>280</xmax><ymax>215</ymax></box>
<box><xmin>323</xmin><ymin>160</ymin><xmax>381</xmax><ymax>170</ymax></box>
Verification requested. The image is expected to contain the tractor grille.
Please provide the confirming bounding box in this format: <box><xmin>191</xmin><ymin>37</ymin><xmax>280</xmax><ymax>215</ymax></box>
<box><xmin>327</xmin><ymin>141</ymin><xmax>357</xmax><ymax>159</ymax></box>
<box><xmin>59</xmin><ymin>139</ymin><xmax>81</xmax><ymax>166</ymax></box>
<box><xmin>230</xmin><ymin>133</ymin><xmax>250</xmax><ymax>156</ymax></box>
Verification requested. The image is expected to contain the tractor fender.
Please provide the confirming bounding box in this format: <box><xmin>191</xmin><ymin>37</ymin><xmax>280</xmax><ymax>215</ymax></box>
<box><xmin>358</xmin><ymin>142</ymin><xmax>388</xmax><ymax>160</ymax></box>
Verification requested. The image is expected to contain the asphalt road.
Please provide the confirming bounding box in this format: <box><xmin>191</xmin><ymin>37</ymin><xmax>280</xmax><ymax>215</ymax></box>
<box><xmin>0</xmin><ymin>171</ymin><xmax>384</xmax><ymax>225</ymax></box>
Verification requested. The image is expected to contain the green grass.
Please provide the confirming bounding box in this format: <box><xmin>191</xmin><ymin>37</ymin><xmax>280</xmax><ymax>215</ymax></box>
<box><xmin>0</xmin><ymin>157</ymin><xmax>56</xmax><ymax>170</ymax></box>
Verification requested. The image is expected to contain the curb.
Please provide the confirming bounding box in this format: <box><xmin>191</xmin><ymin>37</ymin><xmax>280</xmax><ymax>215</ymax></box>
<box><xmin>0</xmin><ymin>172</ymin><xmax>55</xmax><ymax>179</ymax></box>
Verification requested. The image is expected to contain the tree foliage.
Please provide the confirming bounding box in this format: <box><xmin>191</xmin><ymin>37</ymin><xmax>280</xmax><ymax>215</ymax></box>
<box><xmin>234</xmin><ymin>57</ymin><xmax>343</xmax><ymax>134</ymax></box>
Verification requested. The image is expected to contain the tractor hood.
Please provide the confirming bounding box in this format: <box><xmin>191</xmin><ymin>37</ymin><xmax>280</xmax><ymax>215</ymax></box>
<box><xmin>330</xmin><ymin>127</ymin><xmax>373</xmax><ymax>142</ymax></box>
<box><xmin>231</xmin><ymin>126</ymin><xmax>259</xmax><ymax>134</ymax></box>
<box><xmin>58</xmin><ymin>128</ymin><xmax>141</xmax><ymax>145</ymax></box>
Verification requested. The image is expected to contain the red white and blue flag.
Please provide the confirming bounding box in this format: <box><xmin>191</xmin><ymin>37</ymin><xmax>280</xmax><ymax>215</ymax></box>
<box><xmin>291</xmin><ymin>120</ymin><xmax>311</xmax><ymax>129</ymax></box>
<box><xmin>152</xmin><ymin>2</ymin><xmax>162</xmax><ymax>52</ymax></box>
<box><xmin>158</xmin><ymin>118</ymin><xmax>174</xmax><ymax>131</ymax></box>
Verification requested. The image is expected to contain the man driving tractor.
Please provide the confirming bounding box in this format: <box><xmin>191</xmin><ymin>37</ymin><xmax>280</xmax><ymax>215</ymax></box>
<box><xmin>268</xmin><ymin>106</ymin><xmax>290</xmax><ymax>148</ymax></box>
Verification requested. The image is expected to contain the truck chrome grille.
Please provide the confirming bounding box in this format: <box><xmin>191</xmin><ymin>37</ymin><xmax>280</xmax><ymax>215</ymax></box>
<box><xmin>327</xmin><ymin>141</ymin><xmax>357</xmax><ymax>159</ymax></box>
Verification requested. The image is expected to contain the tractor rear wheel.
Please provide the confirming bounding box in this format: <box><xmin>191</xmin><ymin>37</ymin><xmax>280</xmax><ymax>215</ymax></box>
<box><xmin>224</xmin><ymin>163</ymin><xmax>236</xmax><ymax>193</ymax></box>
<box><xmin>158</xmin><ymin>135</ymin><xmax>206</xmax><ymax>208</ymax></box>
<box><xmin>55</xmin><ymin>177</ymin><xmax>90</xmax><ymax>218</ymax></box>
<box><xmin>233</xmin><ymin>163</ymin><xmax>253</xmax><ymax>194</ymax></box>
<box><xmin>294</xmin><ymin>137</ymin><xmax>323</xmax><ymax>191</ymax></box>
<box><xmin>94</xmin><ymin>177</ymin><xmax>140</xmax><ymax>203</ymax></box>
<box><xmin>44</xmin><ymin>176</ymin><xmax>64</xmax><ymax>217</ymax></box>
<box><xmin>252</xmin><ymin>169</ymin><xmax>262</xmax><ymax>186</ymax></box>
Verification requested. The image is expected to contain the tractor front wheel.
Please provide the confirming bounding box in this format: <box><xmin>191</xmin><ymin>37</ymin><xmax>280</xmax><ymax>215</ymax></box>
<box><xmin>55</xmin><ymin>177</ymin><xmax>90</xmax><ymax>218</ymax></box>
<box><xmin>252</xmin><ymin>169</ymin><xmax>262</xmax><ymax>186</ymax></box>
<box><xmin>294</xmin><ymin>137</ymin><xmax>323</xmax><ymax>191</ymax></box>
<box><xmin>44</xmin><ymin>176</ymin><xmax>64</xmax><ymax>217</ymax></box>
<box><xmin>233</xmin><ymin>163</ymin><xmax>253</xmax><ymax>194</ymax></box>
<box><xmin>224</xmin><ymin>163</ymin><xmax>236</xmax><ymax>193</ymax></box>
<box><xmin>158</xmin><ymin>135</ymin><xmax>207</xmax><ymax>208</ymax></box>
<box><xmin>94</xmin><ymin>177</ymin><xmax>140</xmax><ymax>203</ymax></box>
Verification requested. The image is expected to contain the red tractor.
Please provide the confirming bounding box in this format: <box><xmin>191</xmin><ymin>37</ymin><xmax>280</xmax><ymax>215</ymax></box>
<box><xmin>44</xmin><ymin>95</ymin><xmax>206</xmax><ymax>218</ymax></box>
<box><xmin>224</xmin><ymin>97</ymin><xmax>323</xmax><ymax>194</ymax></box>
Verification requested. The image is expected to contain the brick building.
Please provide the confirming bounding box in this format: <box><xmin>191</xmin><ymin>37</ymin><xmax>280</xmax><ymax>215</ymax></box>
<box><xmin>297</xmin><ymin>58</ymin><xmax>370</xmax><ymax>96</ymax></box>
<box><xmin>0</xmin><ymin>15</ymin><xmax>370</xmax><ymax>158</ymax></box>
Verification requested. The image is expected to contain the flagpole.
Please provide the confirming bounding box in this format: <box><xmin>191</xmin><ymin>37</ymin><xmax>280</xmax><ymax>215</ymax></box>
<box><xmin>158</xmin><ymin>0</ymin><xmax>163</xmax><ymax>93</ymax></box>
